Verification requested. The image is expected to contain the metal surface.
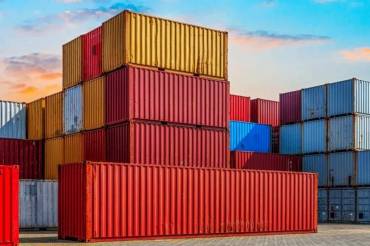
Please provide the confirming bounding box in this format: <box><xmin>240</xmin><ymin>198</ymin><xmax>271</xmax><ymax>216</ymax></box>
<box><xmin>229</xmin><ymin>95</ymin><xmax>250</xmax><ymax>122</ymax></box>
<box><xmin>280</xmin><ymin>90</ymin><xmax>301</xmax><ymax>125</ymax></box>
<box><xmin>82</xmin><ymin>27</ymin><xmax>102</xmax><ymax>81</ymax></box>
<box><xmin>106</xmin><ymin>66</ymin><xmax>229</xmax><ymax>128</ymax></box>
<box><xmin>103</xmin><ymin>11</ymin><xmax>228</xmax><ymax>79</ymax></box>
<box><xmin>302</xmin><ymin>119</ymin><xmax>327</xmax><ymax>154</ymax></box>
<box><xmin>44</xmin><ymin>137</ymin><xmax>64</xmax><ymax>180</ymax></box>
<box><xmin>45</xmin><ymin>92</ymin><xmax>63</xmax><ymax>139</ymax></box>
<box><xmin>19</xmin><ymin>180</ymin><xmax>58</xmax><ymax>229</ymax></box>
<box><xmin>0</xmin><ymin>100</ymin><xmax>26</xmax><ymax>139</ymax></box>
<box><xmin>229</xmin><ymin>121</ymin><xmax>271</xmax><ymax>152</ymax></box>
<box><xmin>357</xmin><ymin>188</ymin><xmax>370</xmax><ymax>223</ymax></box>
<box><xmin>328</xmin><ymin>152</ymin><xmax>355</xmax><ymax>187</ymax></box>
<box><xmin>64</xmin><ymin>133</ymin><xmax>84</xmax><ymax>164</ymax></box>
<box><xmin>63</xmin><ymin>36</ymin><xmax>82</xmax><ymax>89</ymax></box>
<box><xmin>59</xmin><ymin>162</ymin><xmax>318</xmax><ymax>242</ymax></box>
<box><xmin>83</xmin><ymin>76</ymin><xmax>105</xmax><ymax>130</ymax></box>
<box><xmin>64</xmin><ymin>85</ymin><xmax>83</xmax><ymax>134</ymax></box>
<box><xmin>301</xmin><ymin>85</ymin><xmax>327</xmax><ymax>121</ymax></box>
<box><xmin>27</xmin><ymin>98</ymin><xmax>45</xmax><ymax>140</ymax></box>
<box><xmin>318</xmin><ymin>189</ymin><xmax>328</xmax><ymax>223</ymax></box>
<box><xmin>328</xmin><ymin>188</ymin><xmax>355</xmax><ymax>223</ymax></box>
<box><xmin>279</xmin><ymin>123</ymin><xmax>302</xmax><ymax>155</ymax></box>
<box><xmin>303</xmin><ymin>154</ymin><xmax>328</xmax><ymax>187</ymax></box>
<box><xmin>250</xmin><ymin>98</ymin><xmax>279</xmax><ymax>127</ymax></box>
<box><xmin>83</xmin><ymin>128</ymin><xmax>106</xmax><ymax>162</ymax></box>
<box><xmin>272</xmin><ymin>126</ymin><xmax>279</xmax><ymax>153</ymax></box>
<box><xmin>357</xmin><ymin>151</ymin><xmax>370</xmax><ymax>185</ymax></box>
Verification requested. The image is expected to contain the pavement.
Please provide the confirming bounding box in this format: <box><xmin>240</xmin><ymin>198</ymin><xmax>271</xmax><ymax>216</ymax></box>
<box><xmin>20</xmin><ymin>224</ymin><xmax>370</xmax><ymax>246</ymax></box>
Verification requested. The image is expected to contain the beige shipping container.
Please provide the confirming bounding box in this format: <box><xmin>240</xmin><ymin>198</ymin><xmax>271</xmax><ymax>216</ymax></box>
<box><xmin>103</xmin><ymin>11</ymin><xmax>228</xmax><ymax>79</ymax></box>
<box><xmin>63</xmin><ymin>37</ymin><xmax>82</xmax><ymax>89</ymax></box>
<box><xmin>64</xmin><ymin>133</ymin><xmax>84</xmax><ymax>164</ymax></box>
<box><xmin>45</xmin><ymin>137</ymin><xmax>64</xmax><ymax>180</ymax></box>
<box><xmin>27</xmin><ymin>98</ymin><xmax>45</xmax><ymax>140</ymax></box>
<box><xmin>45</xmin><ymin>92</ymin><xmax>63</xmax><ymax>139</ymax></box>
<box><xmin>83</xmin><ymin>76</ymin><xmax>105</xmax><ymax>130</ymax></box>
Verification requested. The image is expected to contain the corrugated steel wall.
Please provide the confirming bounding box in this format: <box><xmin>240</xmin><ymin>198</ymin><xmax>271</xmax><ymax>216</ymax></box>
<box><xmin>83</xmin><ymin>77</ymin><xmax>105</xmax><ymax>130</ymax></box>
<box><xmin>301</xmin><ymin>85</ymin><xmax>327</xmax><ymax>121</ymax></box>
<box><xmin>279</xmin><ymin>123</ymin><xmax>302</xmax><ymax>155</ymax></box>
<box><xmin>63</xmin><ymin>37</ymin><xmax>82</xmax><ymax>89</ymax></box>
<box><xmin>328</xmin><ymin>188</ymin><xmax>356</xmax><ymax>222</ymax></box>
<box><xmin>45</xmin><ymin>92</ymin><xmax>63</xmax><ymax>139</ymax></box>
<box><xmin>357</xmin><ymin>188</ymin><xmax>370</xmax><ymax>223</ymax></box>
<box><xmin>27</xmin><ymin>98</ymin><xmax>45</xmax><ymax>140</ymax></box>
<box><xmin>303</xmin><ymin>154</ymin><xmax>328</xmax><ymax>187</ymax></box>
<box><xmin>84</xmin><ymin>128</ymin><xmax>106</xmax><ymax>162</ymax></box>
<box><xmin>64</xmin><ymin>85</ymin><xmax>83</xmax><ymax>134</ymax></box>
<box><xmin>64</xmin><ymin>133</ymin><xmax>84</xmax><ymax>164</ymax></box>
<box><xmin>318</xmin><ymin>189</ymin><xmax>328</xmax><ymax>223</ymax></box>
<box><xmin>302</xmin><ymin>119</ymin><xmax>327</xmax><ymax>154</ymax></box>
<box><xmin>229</xmin><ymin>95</ymin><xmax>250</xmax><ymax>122</ymax></box>
<box><xmin>82</xmin><ymin>27</ymin><xmax>102</xmax><ymax>81</ymax></box>
<box><xmin>250</xmin><ymin>98</ymin><xmax>279</xmax><ymax>127</ymax></box>
<box><xmin>0</xmin><ymin>101</ymin><xmax>26</xmax><ymax>139</ymax></box>
<box><xmin>357</xmin><ymin>151</ymin><xmax>370</xmax><ymax>185</ymax></box>
<box><xmin>280</xmin><ymin>90</ymin><xmax>301</xmax><ymax>125</ymax></box>
<box><xmin>44</xmin><ymin>137</ymin><xmax>64</xmax><ymax>180</ymax></box>
<box><xmin>328</xmin><ymin>152</ymin><xmax>355</xmax><ymax>187</ymax></box>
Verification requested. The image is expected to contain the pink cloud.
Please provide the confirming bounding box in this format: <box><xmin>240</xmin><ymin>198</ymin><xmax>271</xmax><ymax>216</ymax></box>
<box><xmin>341</xmin><ymin>47</ymin><xmax>370</xmax><ymax>62</ymax></box>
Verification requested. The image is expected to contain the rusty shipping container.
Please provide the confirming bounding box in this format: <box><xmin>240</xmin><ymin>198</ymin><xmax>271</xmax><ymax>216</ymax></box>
<box><xmin>84</xmin><ymin>77</ymin><xmax>105</xmax><ymax>130</ymax></box>
<box><xmin>27</xmin><ymin>98</ymin><xmax>45</xmax><ymax>140</ymax></box>
<box><xmin>59</xmin><ymin>162</ymin><xmax>318</xmax><ymax>242</ymax></box>
<box><xmin>82</xmin><ymin>27</ymin><xmax>102</xmax><ymax>81</ymax></box>
<box><xmin>103</xmin><ymin>11</ymin><xmax>228</xmax><ymax>79</ymax></box>
<box><xmin>106</xmin><ymin>66</ymin><xmax>229</xmax><ymax>127</ymax></box>
<box><xmin>106</xmin><ymin>121</ymin><xmax>229</xmax><ymax>168</ymax></box>
<box><xmin>0</xmin><ymin>165</ymin><xmax>19</xmax><ymax>246</ymax></box>
<box><xmin>44</xmin><ymin>137</ymin><xmax>64</xmax><ymax>180</ymax></box>
<box><xmin>229</xmin><ymin>95</ymin><xmax>250</xmax><ymax>122</ymax></box>
<box><xmin>251</xmin><ymin>98</ymin><xmax>280</xmax><ymax>127</ymax></box>
<box><xmin>63</xmin><ymin>37</ymin><xmax>82</xmax><ymax>89</ymax></box>
<box><xmin>45</xmin><ymin>92</ymin><xmax>63</xmax><ymax>139</ymax></box>
<box><xmin>280</xmin><ymin>90</ymin><xmax>301</xmax><ymax>125</ymax></box>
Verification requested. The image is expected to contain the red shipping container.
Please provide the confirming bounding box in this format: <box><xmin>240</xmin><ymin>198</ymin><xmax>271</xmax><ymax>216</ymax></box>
<box><xmin>0</xmin><ymin>165</ymin><xmax>19</xmax><ymax>246</ymax></box>
<box><xmin>230</xmin><ymin>151</ymin><xmax>302</xmax><ymax>171</ymax></box>
<box><xmin>59</xmin><ymin>162</ymin><xmax>318</xmax><ymax>242</ymax></box>
<box><xmin>82</xmin><ymin>27</ymin><xmax>102</xmax><ymax>81</ymax></box>
<box><xmin>0</xmin><ymin>139</ymin><xmax>43</xmax><ymax>179</ymax></box>
<box><xmin>272</xmin><ymin>126</ymin><xmax>279</xmax><ymax>153</ymax></box>
<box><xmin>106</xmin><ymin>121</ymin><xmax>229</xmax><ymax>168</ymax></box>
<box><xmin>229</xmin><ymin>95</ymin><xmax>250</xmax><ymax>122</ymax></box>
<box><xmin>106</xmin><ymin>66</ymin><xmax>229</xmax><ymax>128</ymax></box>
<box><xmin>280</xmin><ymin>90</ymin><xmax>301</xmax><ymax>125</ymax></box>
<box><xmin>83</xmin><ymin>128</ymin><xmax>106</xmax><ymax>162</ymax></box>
<box><xmin>251</xmin><ymin>98</ymin><xmax>280</xmax><ymax>127</ymax></box>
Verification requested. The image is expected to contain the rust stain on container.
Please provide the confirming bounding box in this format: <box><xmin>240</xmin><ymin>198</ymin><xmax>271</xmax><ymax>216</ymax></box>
<box><xmin>64</xmin><ymin>133</ymin><xmax>84</xmax><ymax>164</ymax></box>
<box><xmin>63</xmin><ymin>37</ymin><xmax>82</xmax><ymax>89</ymax></box>
<box><xmin>27</xmin><ymin>98</ymin><xmax>45</xmax><ymax>140</ymax></box>
<box><xmin>45</xmin><ymin>92</ymin><xmax>63</xmax><ymax>139</ymax></box>
<box><xmin>84</xmin><ymin>76</ymin><xmax>105</xmax><ymax>130</ymax></box>
<box><xmin>45</xmin><ymin>137</ymin><xmax>64</xmax><ymax>180</ymax></box>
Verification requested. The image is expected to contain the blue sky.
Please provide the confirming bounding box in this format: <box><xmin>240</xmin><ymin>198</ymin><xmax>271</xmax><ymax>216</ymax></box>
<box><xmin>0</xmin><ymin>0</ymin><xmax>369</xmax><ymax>102</ymax></box>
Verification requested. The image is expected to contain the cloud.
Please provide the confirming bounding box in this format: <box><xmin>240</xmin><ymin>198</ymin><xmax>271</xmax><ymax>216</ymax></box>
<box><xmin>341</xmin><ymin>47</ymin><xmax>370</xmax><ymax>62</ymax></box>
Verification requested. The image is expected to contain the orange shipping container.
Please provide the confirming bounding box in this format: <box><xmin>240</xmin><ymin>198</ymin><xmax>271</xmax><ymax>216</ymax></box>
<box><xmin>63</xmin><ymin>37</ymin><xmax>82</xmax><ymax>89</ymax></box>
<box><xmin>103</xmin><ymin>11</ymin><xmax>228</xmax><ymax>79</ymax></box>
<box><xmin>27</xmin><ymin>98</ymin><xmax>45</xmax><ymax>140</ymax></box>
<box><xmin>64</xmin><ymin>133</ymin><xmax>84</xmax><ymax>164</ymax></box>
<box><xmin>83</xmin><ymin>76</ymin><xmax>105</xmax><ymax>130</ymax></box>
<box><xmin>45</xmin><ymin>92</ymin><xmax>63</xmax><ymax>139</ymax></box>
<box><xmin>45</xmin><ymin>137</ymin><xmax>64</xmax><ymax>180</ymax></box>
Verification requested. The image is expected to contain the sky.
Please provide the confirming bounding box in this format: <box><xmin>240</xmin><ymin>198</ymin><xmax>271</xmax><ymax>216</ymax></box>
<box><xmin>0</xmin><ymin>0</ymin><xmax>369</xmax><ymax>102</ymax></box>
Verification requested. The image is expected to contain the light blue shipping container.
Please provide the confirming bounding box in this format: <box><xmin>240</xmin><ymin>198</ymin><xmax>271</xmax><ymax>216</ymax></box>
<box><xmin>229</xmin><ymin>121</ymin><xmax>271</xmax><ymax>152</ymax></box>
<box><xmin>0</xmin><ymin>101</ymin><xmax>26</xmax><ymax>139</ymax></box>
<box><xmin>301</xmin><ymin>85</ymin><xmax>327</xmax><ymax>121</ymax></box>
<box><xmin>327</xmin><ymin>78</ymin><xmax>370</xmax><ymax>117</ymax></box>
<box><xmin>355</xmin><ymin>151</ymin><xmax>370</xmax><ymax>186</ymax></box>
<box><xmin>303</xmin><ymin>119</ymin><xmax>327</xmax><ymax>154</ymax></box>
<box><xmin>64</xmin><ymin>85</ymin><xmax>83</xmax><ymax>134</ymax></box>
<box><xmin>357</xmin><ymin>188</ymin><xmax>370</xmax><ymax>223</ymax></box>
<box><xmin>279</xmin><ymin>123</ymin><xmax>302</xmax><ymax>155</ymax></box>
<box><xmin>318</xmin><ymin>189</ymin><xmax>328</xmax><ymax>223</ymax></box>
<box><xmin>328</xmin><ymin>152</ymin><xmax>355</xmax><ymax>186</ymax></box>
<box><xmin>303</xmin><ymin>154</ymin><xmax>328</xmax><ymax>186</ymax></box>
<box><xmin>328</xmin><ymin>115</ymin><xmax>370</xmax><ymax>152</ymax></box>
<box><xmin>329</xmin><ymin>188</ymin><xmax>356</xmax><ymax>222</ymax></box>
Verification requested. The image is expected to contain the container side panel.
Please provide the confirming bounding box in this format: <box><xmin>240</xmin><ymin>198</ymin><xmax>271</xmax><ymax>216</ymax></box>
<box><xmin>328</xmin><ymin>152</ymin><xmax>355</xmax><ymax>186</ymax></box>
<box><xmin>279</xmin><ymin>123</ymin><xmax>302</xmax><ymax>155</ymax></box>
<box><xmin>83</xmin><ymin>77</ymin><xmax>105</xmax><ymax>130</ymax></box>
<box><xmin>45</xmin><ymin>92</ymin><xmax>63</xmax><ymax>139</ymax></box>
<box><xmin>303</xmin><ymin>119</ymin><xmax>327</xmax><ymax>154</ymax></box>
<box><xmin>82</xmin><ymin>27</ymin><xmax>102</xmax><ymax>81</ymax></box>
<box><xmin>229</xmin><ymin>95</ymin><xmax>250</xmax><ymax>122</ymax></box>
<box><xmin>0</xmin><ymin>101</ymin><xmax>26</xmax><ymax>139</ymax></box>
<box><xmin>303</xmin><ymin>154</ymin><xmax>328</xmax><ymax>187</ymax></box>
<box><xmin>64</xmin><ymin>85</ymin><xmax>83</xmax><ymax>134</ymax></box>
<box><xmin>301</xmin><ymin>85</ymin><xmax>326</xmax><ymax>121</ymax></box>
<box><xmin>280</xmin><ymin>90</ymin><xmax>301</xmax><ymax>125</ymax></box>
<box><xmin>63</xmin><ymin>37</ymin><xmax>82</xmax><ymax>89</ymax></box>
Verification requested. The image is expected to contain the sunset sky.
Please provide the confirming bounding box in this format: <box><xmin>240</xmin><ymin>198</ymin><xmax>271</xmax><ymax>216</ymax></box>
<box><xmin>0</xmin><ymin>0</ymin><xmax>369</xmax><ymax>102</ymax></box>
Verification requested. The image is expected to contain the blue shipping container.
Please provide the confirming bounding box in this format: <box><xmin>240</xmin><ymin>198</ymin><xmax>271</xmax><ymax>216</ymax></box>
<box><xmin>229</xmin><ymin>121</ymin><xmax>271</xmax><ymax>152</ymax></box>
<box><xmin>328</xmin><ymin>152</ymin><xmax>355</xmax><ymax>186</ymax></box>
<box><xmin>279</xmin><ymin>123</ymin><xmax>302</xmax><ymax>155</ymax></box>
<box><xmin>303</xmin><ymin>154</ymin><xmax>328</xmax><ymax>186</ymax></box>
<box><xmin>318</xmin><ymin>189</ymin><xmax>328</xmax><ymax>223</ymax></box>
<box><xmin>327</xmin><ymin>78</ymin><xmax>370</xmax><ymax>117</ymax></box>
<box><xmin>354</xmin><ymin>151</ymin><xmax>370</xmax><ymax>186</ymax></box>
<box><xmin>303</xmin><ymin>119</ymin><xmax>327</xmax><ymax>154</ymax></box>
<box><xmin>64</xmin><ymin>85</ymin><xmax>83</xmax><ymax>134</ymax></box>
<box><xmin>357</xmin><ymin>188</ymin><xmax>370</xmax><ymax>223</ymax></box>
<box><xmin>329</xmin><ymin>188</ymin><xmax>356</xmax><ymax>222</ymax></box>
<box><xmin>301</xmin><ymin>85</ymin><xmax>327</xmax><ymax>121</ymax></box>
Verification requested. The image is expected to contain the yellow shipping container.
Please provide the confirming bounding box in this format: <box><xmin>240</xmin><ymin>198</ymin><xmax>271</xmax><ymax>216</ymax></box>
<box><xmin>64</xmin><ymin>133</ymin><xmax>84</xmax><ymax>164</ymax></box>
<box><xmin>63</xmin><ymin>36</ymin><xmax>82</xmax><ymax>89</ymax></box>
<box><xmin>103</xmin><ymin>11</ymin><xmax>228</xmax><ymax>80</ymax></box>
<box><xmin>83</xmin><ymin>76</ymin><xmax>105</xmax><ymax>130</ymax></box>
<box><xmin>45</xmin><ymin>92</ymin><xmax>63</xmax><ymax>139</ymax></box>
<box><xmin>45</xmin><ymin>137</ymin><xmax>64</xmax><ymax>180</ymax></box>
<box><xmin>27</xmin><ymin>98</ymin><xmax>45</xmax><ymax>140</ymax></box>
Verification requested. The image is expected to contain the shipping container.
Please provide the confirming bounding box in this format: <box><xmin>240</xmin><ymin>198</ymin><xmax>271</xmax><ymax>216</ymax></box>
<box><xmin>64</xmin><ymin>133</ymin><xmax>84</xmax><ymax>164</ymax></box>
<box><xmin>272</xmin><ymin>126</ymin><xmax>279</xmax><ymax>153</ymax></box>
<box><xmin>59</xmin><ymin>162</ymin><xmax>318</xmax><ymax>242</ymax></box>
<box><xmin>45</xmin><ymin>92</ymin><xmax>63</xmax><ymax>139</ymax></box>
<box><xmin>27</xmin><ymin>98</ymin><xmax>45</xmax><ymax>140</ymax></box>
<box><xmin>327</xmin><ymin>78</ymin><xmax>370</xmax><ymax>117</ymax></box>
<box><xmin>106</xmin><ymin>121</ymin><xmax>229</xmax><ymax>168</ymax></box>
<box><xmin>357</xmin><ymin>151</ymin><xmax>370</xmax><ymax>186</ymax></box>
<box><xmin>103</xmin><ymin>11</ymin><xmax>228</xmax><ymax>79</ymax></box>
<box><xmin>83</xmin><ymin>128</ymin><xmax>106</xmax><ymax>162</ymax></box>
<box><xmin>63</xmin><ymin>36</ymin><xmax>82</xmax><ymax>89</ymax></box>
<box><xmin>230</xmin><ymin>151</ymin><xmax>302</xmax><ymax>171</ymax></box>
<box><xmin>250</xmin><ymin>98</ymin><xmax>279</xmax><ymax>127</ymax></box>
<box><xmin>357</xmin><ymin>188</ymin><xmax>370</xmax><ymax>223</ymax></box>
<box><xmin>82</xmin><ymin>27</ymin><xmax>102</xmax><ymax>81</ymax></box>
<box><xmin>229</xmin><ymin>121</ymin><xmax>271</xmax><ymax>152</ymax></box>
<box><xmin>83</xmin><ymin>77</ymin><xmax>105</xmax><ymax>130</ymax></box>
<box><xmin>20</xmin><ymin>180</ymin><xmax>58</xmax><ymax>229</ymax></box>
<box><xmin>0</xmin><ymin>100</ymin><xmax>26</xmax><ymax>139</ymax></box>
<box><xmin>301</xmin><ymin>85</ymin><xmax>327</xmax><ymax>121</ymax></box>
<box><xmin>328</xmin><ymin>188</ymin><xmax>356</xmax><ymax>223</ymax></box>
<box><xmin>44</xmin><ymin>137</ymin><xmax>64</xmax><ymax>180</ymax></box>
<box><xmin>106</xmin><ymin>66</ymin><xmax>229</xmax><ymax>128</ymax></box>
<box><xmin>328</xmin><ymin>152</ymin><xmax>355</xmax><ymax>187</ymax></box>
<box><xmin>328</xmin><ymin>115</ymin><xmax>370</xmax><ymax>152</ymax></box>
<box><xmin>0</xmin><ymin>165</ymin><xmax>18</xmax><ymax>246</ymax></box>
<box><xmin>64</xmin><ymin>85</ymin><xmax>83</xmax><ymax>134</ymax></box>
<box><xmin>318</xmin><ymin>189</ymin><xmax>328</xmax><ymax>223</ymax></box>
<box><xmin>302</xmin><ymin>119</ymin><xmax>327</xmax><ymax>154</ymax></box>
<box><xmin>280</xmin><ymin>90</ymin><xmax>301</xmax><ymax>125</ymax></box>
<box><xmin>279</xmin><ymin>123</ymin><xmax>302</xmax><ymax>155</ymax></box>
<box><xmin>229</xmin><ymin>95</ymin><xmax>250</xmax><ymax>122</ymax></box>
<box><xmin>303</xmin><ymin>154</ymin><xmax>328</xmax><ymax>187</ymax></box>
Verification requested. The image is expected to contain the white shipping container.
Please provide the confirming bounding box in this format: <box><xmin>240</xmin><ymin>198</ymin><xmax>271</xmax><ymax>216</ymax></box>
<box><xmin>64</xmin><ymin>85</ymin><xmax>83</xmax><ymax>134</ymax></box>
<box><xmin>0</xmin><ymin>101</ymin><xmax>26</xmax><ymax>139</ymax></box>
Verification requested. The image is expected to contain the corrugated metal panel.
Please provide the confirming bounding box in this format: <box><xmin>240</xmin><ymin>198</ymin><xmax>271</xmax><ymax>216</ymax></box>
<box><xmin>82</xmin><ymin>27</ymin><xmax>102</xmax><ymax>81</ymax></box>
<box><xmin>302</xmin><ymin>119</ymin><xmax>327</xmax><ymax>154</ymax></box>
<box><xmin>303</xmin><ymin>154</ymin><xmax>328</xmax><ymax>187</ymax></box>
<box><xmin>64</xmin><ymin>85</ymin><xmax>83</xmax><ymax>134</ymax></box>
<box><xmin>63</xmin><ymin>36</ymin><xmax>82</xmax><ymax>89</ymax></box>
<box><xmin>64</xmin><ymin>133</ymin><xmax>84</xmax><ymax>164</ymax></box>
<box><xmin>279</xmin><ymin>123</ymin><xmax>302</xmax><ymax>155</ymax></box>
<box><xmin>83</xmin><ymin>77</ymin><xmax>105</xmax><ymax>130</ymax></box>
<box><xmin>272</xmin><ymin>126</ymin><xmax>279</xmax><ymax>153</ymax></box>
<box><xmin>229</xmin><ymin>121</ymin><xmax>271</xmax><ymax>152</ymax></box>
<box><xmin>0</xmin><ymin>165</ymin><xmax>19</xmax><ymax>245</ymax></box>
<box><xmin>318</xmin><ymin>189</ymin><xmax>328</xmax><ymax>223</ymax></box>
<box><xmin>328</xmin><ymin>152</ymin><xmax>355</xmax><ymax>187</ymax></box>
<box><xmin>280</xmin><ymin>90</ymin><xmax>301</xmax><ymax>125</ymax></box>
<box><xmin>106</xmin><ymin>121</ymin><xmax>230</xmax><ymax>168</ymax></box>
<box><xmin>0</xmin><ymin>101</ymin><xmax>26</xmax><ymax>139</ymax></box>
<box><xmin>27</xmin><ymin>98</ymin><xmax>45</xmax><ymax>140</ymax></box>
<box><xmin>229</xmin><ymin>95</ymin><xmax>250</xmax><ymax>122</ymax></box>
<box><xmin>106</xmin><ymin>66</ymin><xmax>229</xmax><ymax>127</ymax></box>
<box><xmin>84</xmin><ymin>128</ymin><xmax>106</xmax><ymax>162</ymax></box>
<box><xmin>45</xmin><ymin>92</ymin><xmax>63</xmax><ymax>139</ymax></box>
<box><xmin>301</xmin><ymin>85</ymin><xmax>327</xmax><ymax>121</ymax></box>
<box><xmin>250</xmin><ymin>98</ymin><xmax>279</xmax><ymax>127</ymax></box>
<box><xmin>357</xmin><ymin>151</ymin><xmax>370</xmax><ymax>185</ymax></box>
<box><xmin>44</xmin><ymin>137</ymin><xmax>64</xmax><ymax>180</ymax></box>
<box><xmin>230</xmin><ymin>151</ymin><xmax>302</xmax><ymax>171</ymax></box>
<box><xmin>103</xmin><ymin>11</ymin><xmax>228</xmax><ymax>79</ymax></box>
<box><xmin>19</xmin><ymin>180</ymin><xmax>58</xmax><ymax>229</ymax></box>
<box><xmin>357</xmin><ymin>188</ymin><xmax>370</xmax><ymax>223</ymax></box>
<box><xmin>329</xmin><ymin>188</ymin><xmax>356</xmax><ymax>222</ymax></box>
<box><xmin>59</xmin><ymin>162</ymin><xmax>318</xmax><ymax>242</ymax></box>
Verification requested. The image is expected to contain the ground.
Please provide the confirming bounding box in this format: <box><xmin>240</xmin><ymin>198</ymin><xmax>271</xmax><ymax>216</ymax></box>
<box><xmin>20</xmin><ymin>224</ymin><xmax>370</xmax><ymax>246</ymax></box>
